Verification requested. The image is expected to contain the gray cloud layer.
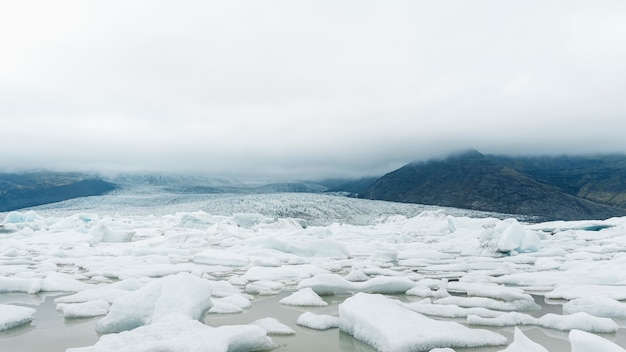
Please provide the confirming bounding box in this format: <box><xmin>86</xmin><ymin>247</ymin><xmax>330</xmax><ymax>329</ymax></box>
<box><xmin>2</xmin><ymin>1</ymin><xmax>626</xmax><ymax>179</ymax></box>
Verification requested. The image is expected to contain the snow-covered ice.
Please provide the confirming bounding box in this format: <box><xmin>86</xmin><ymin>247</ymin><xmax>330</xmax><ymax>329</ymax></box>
<box><xmin>0</xmin><ymin>304</ymin><xmax>36</xmax><ymax>331</ymax></box>
<box><xmin>56</xmin><ymin>299</ymin><xmax>110</xmax><ymax>318</ymax></box>
<box><xmin>67</xmin><ymin>319</ymin><xmax>276</xmax><ymax>352</ymax></box>
<box><xmin>563</xmin><ymin>296</ymin><xmax>626</xmax><ymax>318</ymax></box>
<box><xmin>500</xmin><ymin>328</ymin><xmax>549</xmax><ymax>352</ymax></box>
<box><xmin>95</xmin><ymin>272</ymin><xmax>213</xmax><ymax>333</ymax></box>
<box><xmin>569</xmin><ymin>329</ymin><xmax>626</xmax><ymax>352</ymax></box>
<box><xmin>251</xmin><ymin>317</ymin><xmax>295</xmax><ymax>335</ymax></box>
<box><xmin>339</xmin><ymin>292</ymin><xmax>508</xmax><ymax>351</ymax></box>
<box><xmin>279</xmin><ymin>287</ymin><xmax>328</xmax><ymax>306</ymax></box>
<box><xmin>296</xmin><ymin>312</ymin><xmax>339</xmax><ymax>330</ymax></box>
<box><xmin>467</xmin><ymin>311</ymin><xmax>619</xmax><ymax>333</ymax></box>
<box><xmin>1</xmin><ymin>191</ymin><xmax>626</xmax><ymax>351</ymax></box>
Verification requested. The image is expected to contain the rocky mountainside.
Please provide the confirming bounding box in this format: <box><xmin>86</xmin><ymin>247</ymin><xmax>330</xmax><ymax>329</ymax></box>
<box><xmin>360</xmin><ymin>150</ymin><xmax>626</xmax><ymax>220</ymax></box>
<box><xmin>0</xmin><ymin>172</ymin><xmax>116</xmax><ymax>212</ymax></box>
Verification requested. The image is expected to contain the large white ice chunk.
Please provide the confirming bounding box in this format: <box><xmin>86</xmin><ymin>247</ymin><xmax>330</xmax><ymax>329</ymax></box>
<box><xmin>95</xmin><ymin>273</ymin><xmax>213</xmax><ymax>334</ymax></box>
<box><xmin>279</xmin><ymin>288</ymin><xmax>327</xmax><ymax>306</ymax></box>
<box><xmin>89</xmin><ymin>223</ymin><xmax>135</xmax><ymax>243</ymax></box>
<box><xmin>434</xmin><ymin>296</ymin><xmax>540</xmax><ymax>311</ymax></box>
<box><xmin>298</xmin><ymin>274</ymin><xmax>415</xmax><ymax>295</ymax></box>
<box><xmin>297</xmin><ymin>312</ymin><xmax>339</xmax><ymax>330</ymax></box>
<box><xmin>194</xmin><ymin>249</ymin><xmax>250</xmax><ymax>267</ymax></box>
<box><xmin>0</xmin><ymin>304</ymin><xmax>36</xmax><ymax>331</ymax></box>
<box><xmin>499</xmin><ymin>328</ymin><xmax>549</xmax><ymax>352</ymax></box>
<box><xmin>447</xmin><ymin>282</ymin><xmax>533</xmax><ymax>302</ymax></box>
<box><xmin>55</xmin><ymin>278</ymin><xmax>143</xmax><ymax>304</ymax></box>
<box><xmin>467</xmin><ymin>311</ymin><xmax>618</xmax><ymax>333</ymax></box>
<box><xmin>0</xmin><ymin>273</ymin><xmax>91</xmax><ymax>294</ymax></box>
<box><xmin>2</xmin><ymin>210</ymin><xmax>43</xmax><ymax>224</ymax></box>
<box><xmin>252</xmin><ymin>317</ymin><xmax>295</xmax><ymax>335</ymax></box>
<box><xmin>339</xmin><ymin>293</ymin><xmax>507</xmax><ymax>351</ymax></box>
<box><xmin>569</xmin><ymin>329</ymin><xmax>626</xmax><ymax>352</ymax></box>
<box><xmin>68</xmin><ymin>319</ymin><xmax>276</xmax><ymax>352</ymax></box>
<box><xmin>248</xmin><ymin>237</ymin><xmax>350</xmax><ymax>259</ymax></box>
<box><xmin>563</xmin><ymin>296</ymin><xmax>626</xmax><ymax>318</ymax></box>
<box><xmin>547</xmin><ymin>284</ymin><xmax>626</xmax><ymax>300</ymax></box>
<box><xmin>57</xmin><ymin>300</ymin><xmax>110</xmax><ymax>318</ymax></box>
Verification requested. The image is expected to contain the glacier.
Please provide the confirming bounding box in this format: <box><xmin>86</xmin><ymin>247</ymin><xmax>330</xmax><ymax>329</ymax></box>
<box><xmin>0</xmin><ymin>190</ymin><xmax>625</xmax><ymax>351</ymax></box>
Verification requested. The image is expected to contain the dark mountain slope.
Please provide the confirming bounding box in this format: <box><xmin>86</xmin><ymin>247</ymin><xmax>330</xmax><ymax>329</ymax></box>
<box><xmin>317</xmin><ymin>177</ymin><xmax>379</xmax><ymax>194</ymax></box>
<box><xmin>0</xmin><ymin>172</ymin><xmax>116</xmax><ymax>212</ymax></box>
<box><xmin>361</xmin><ymin>150</ymin><xmax>625</xmax><ymax>220</ymax></box>
<box><xmin>494</xmin><ymin>155</ymin><xmax>626</xmax><ymax>210</ymax></box>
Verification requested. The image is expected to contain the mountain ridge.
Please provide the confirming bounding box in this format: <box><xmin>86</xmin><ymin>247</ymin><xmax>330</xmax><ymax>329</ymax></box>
<box><xmin>360</xmin><ymin>150</ymin><xmax>626</xmax><ymax>221</ymax></box>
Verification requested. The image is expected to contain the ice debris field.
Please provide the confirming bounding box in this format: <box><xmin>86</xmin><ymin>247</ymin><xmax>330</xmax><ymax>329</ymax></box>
<box><xmin>1</xmin><ymin>191</ymin><xmax>626</xmax><ymax>352</ymax></box>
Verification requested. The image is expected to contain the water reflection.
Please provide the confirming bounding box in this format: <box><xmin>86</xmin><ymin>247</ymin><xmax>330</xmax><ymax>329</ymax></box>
<box><xmin>0</xmin><ymin>293</ymin><xmax>99</xmax><ymax>352</ymax></box>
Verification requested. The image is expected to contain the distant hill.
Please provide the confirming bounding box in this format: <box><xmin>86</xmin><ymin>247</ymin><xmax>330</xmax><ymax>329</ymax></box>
<box><xmin>360</xmin><ymin>150</ymin><xmax>626</xmax><ymax>221</ymax></box>
<box><xmin>316</xmin><ymin>177</ymin><xmax>379</xmax><ymax>195</ymax></box>
<box><xmin>0</xmin><ymin>172</ymin><xmax>116</xmax><ymax>212</ymax></box>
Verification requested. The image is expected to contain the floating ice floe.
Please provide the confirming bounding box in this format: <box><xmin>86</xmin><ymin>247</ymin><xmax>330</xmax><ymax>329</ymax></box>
<box><xmin>247</xmin><ymin>237</ymin><xmax>350</xmax><ymax>259</ymax></box>
<box><xmin>434</xmin><ymin>296</ymin><xmax>540</xmax><ymax>312</ymax></box>
<box><xmin>95</xmin><ymin>272</ymin><xmax>213</xmax><ymax>334</ymax></box>
<box><xmin>68</xmin><ymin>319</ymin><xmax>276</xmax><ymax>352</ymax></box>
<box><xmin>403</xmin><ymin>300</ymin><xmax>501</xmax><ymax>319</ymax></box>
<box><xmin>279</xmin><ymin>287</ymin><xmax>328</xmax><ymax>306</ymax></box>
<box><xmin>55</xmin><ymin>278</ymin><xmax>143</xmax><ymax>304</ymax></box>
<box><xmin>252</xmin><ymin>317</ymin><xmax>295</xmax><ymax>335</ymax></box>
<box><xmin>56</xmin><ymin>299</ymin><xmax>110</xmax><ymax>318</ymax></box>
<box><xmin>446</xmin><ymin>281</ymin><xmax>533</xmax><ymax>301</ymax></box>
<box><xmin>563</xmin><ymin>295</ymin><xmax>626</xmax><ymax>318</ymax></box>
<box><xmin>569</xmin><ymin>329</ymin><xmax>626</xmax><ymax>352</ymax></box>
<box><xmin>501</xmin><ymin>327</ymin><xmax>626</xmax><ymax>352</ymax></box>
<box><xmin>296</xmin><ymin>312</ymin><xmax>339</xmax><ymax>330</ymax></box>
<box><xmin>339</xmin><ymin>293</ymin><xmax>507</xmax><ymax>351</ymax></box>
<box><xmin>0</xmin><ymin>272</ymin><xmax>93</xmax><ymax>294</ymax></box>
<box><xmin>298</xmin><ymin>274</ymin><xmax>415</xmax><ymax>295</ymax></box>
<box><xmin>193</xmin><ymin>248</ymin><xmax>251</xmax><ymax>267</ymax></box>
<box><xmin>467</xmin><ymin>311</ymin><xmax>618</xmax><ymax>333</ymax></box>
<box><xmin>208</xmin><ymin>294</ymin><xmax>252</xmax><ymax>314</ymax></box>
<box><xmin>547</xmin><ymin>284</ymin><xmax>626</xmax><ymax>300</ymax></box>
<box><xmin>0</xmin><ymin>304</ymin><xmax>36</xmax><ymax>331</ymax></box>
<box><xmin>89</xmin><ymin>223</ymin><xmax>135</xmax><ymax>243</ymax></box>
<box><xmin>500</xmin><ymin>328</ymin><xmax>550</xmax><ymax>352</ymax></box>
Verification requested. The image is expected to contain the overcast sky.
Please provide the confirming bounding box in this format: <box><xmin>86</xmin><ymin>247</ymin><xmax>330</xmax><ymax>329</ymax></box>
<box><xmin>2</xmin><ymin>1</ymin><xmax>626</xmax><ymax>179</ymax></box>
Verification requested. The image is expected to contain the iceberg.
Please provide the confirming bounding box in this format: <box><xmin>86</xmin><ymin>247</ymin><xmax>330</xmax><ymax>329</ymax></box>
<box><xmin>252</xmin><ymin>317</ymin><xmax>295</xmax><ymax>335</ymax></box>
<box><xmin>279</xmin><ymin>287</ymin><xmax>328</xmax><ymax>306</ymax></box>
<box><xmin>0</xmin><ymin>304</ymin><xmax>36</xmax><ymax>331</ymax></box>
<box><xmin>297</xmin><ymin>312</ymin><xmax>339</xmax><ymax>330</ymax></box>
<box><xmin>68</xmin><ymin>319</ymin><xmax>276</xmax><ymax>352</ymax></box>
<box><xmin>500</xmin><ymin>328</ymin><xmax>549</xmax><ymax>352</ymax></box>
<box><xmin>95</xmin><ymin>272</ymin><xmax>213</xmax><ymax>334</ymax></box>
<box><xmin>569</xmin><ymin>329</ymin><xmax>626</xmax><ymax>352</ymax></box>
<box><xmin>467</xmin><ymin>311</ymin><xmax>619</xmax><ymax>333</ymax></box>
<box><xmin>56</xmin><ymin>300</ymin><xmax>110</xmax><ymax>318</ymax></box>
<box><xmin>339</xmin><ymin>293</ymin><xmax>507</xmax><ymax>351</ymax></box>
<box><xmin>563</xmin><ymin>295</ymin><xmax>626</xmax><ymax>318</ymax></box>
<box><xmin>298</xmin><ymin>274</ymin><xmax>415</xmax><ymax>295</ymax></box>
